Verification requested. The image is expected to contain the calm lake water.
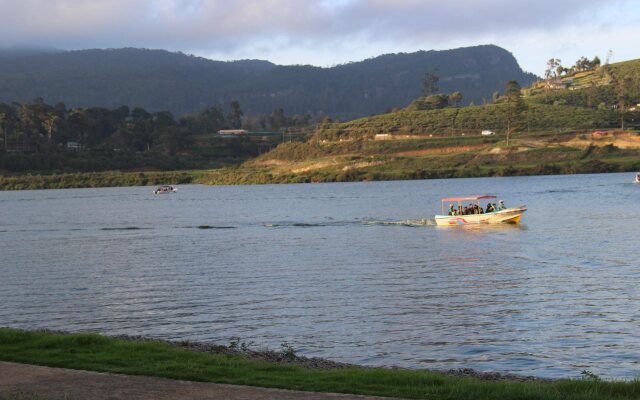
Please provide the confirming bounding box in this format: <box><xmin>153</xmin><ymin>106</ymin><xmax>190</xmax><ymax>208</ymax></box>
<box><xmin>1</xmin><ymin>173</ymin><xmax>639</xmax><ymax>379</ymax></box>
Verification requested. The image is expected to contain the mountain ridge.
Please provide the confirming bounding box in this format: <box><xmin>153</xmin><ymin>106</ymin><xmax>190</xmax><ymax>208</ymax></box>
<box><xmin>0</xmin><ymin>45</ymin><xmax>537</xmax><ymax>119</ymax></box>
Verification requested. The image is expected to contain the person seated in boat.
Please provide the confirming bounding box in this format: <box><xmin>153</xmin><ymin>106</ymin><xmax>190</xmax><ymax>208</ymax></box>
<box><xmin>497</xmin><ymin>200</ymin><xmax>505</xmax><ymax>210</ymax></box>
<box><xmin>486</xmin><ymin>203</ymin><xmax>495</xmax><ymax>213</ymax></box>
<box><xmin>448</xmin><ymin>204</ymin><xmax>455</xmax><ymax>215</ymax></box>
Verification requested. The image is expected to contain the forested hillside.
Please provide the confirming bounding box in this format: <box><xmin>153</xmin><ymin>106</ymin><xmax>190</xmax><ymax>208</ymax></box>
<box><xmin>0</xmin><ymin>98</ymin><xmax>317</xmax><ymax>174</ymax></box>
<box><xmin>0</xmin><ymin>45</ymin><xmax>536</xmax><ymax>120</ymax></box>
<box><xmin>225</xmin><ymin>58</ymin><xmax>640</xmax><ymax>184</ymax></box>
<box><xmin>3</xmin><ymin>52</ymin><xmax>638</xmax><ymax>190</ymax></box>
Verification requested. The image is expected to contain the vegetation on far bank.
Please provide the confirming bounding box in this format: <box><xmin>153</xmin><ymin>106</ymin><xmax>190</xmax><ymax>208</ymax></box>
<box><xmin>0</xmin><ymin>96</ymin><xmax>316</xmax><ymax>176</ymax></box>
<box><xmin>2</xmin><ymin>132</ymin><xmax>640</xmax><ymax>190</ymax></box>
<box><xmin>1</xmin><ymin>328</ymin><xmax>640</xmax><ymax>400</ymax></box>
<box><xmin>1</xmin><ymin>57</ymin><xmax>639</xmax><ymax>190</ymax></box>
<box><xmin>229</xmin><ymin>57</ymin><xmax>639</xmax><ymax>185</ymax></box>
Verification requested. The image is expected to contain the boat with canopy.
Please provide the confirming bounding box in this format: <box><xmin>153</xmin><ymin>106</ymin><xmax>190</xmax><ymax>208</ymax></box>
<box><xmin>153</xmin><ymin>185</ymin><xmax>178</xmax><ymax>194</ymax></box>
<box><xmin>434</xmin><ymin>195</ymin><xmax>526</xmax><ymax>226</ymax></box>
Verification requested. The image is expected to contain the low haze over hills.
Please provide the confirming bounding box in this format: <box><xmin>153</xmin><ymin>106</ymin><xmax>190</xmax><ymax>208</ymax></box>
<box><xmin>0</xmin><ymin>45</ymin><xmax>536</xmax><ymax>120</ymax></box>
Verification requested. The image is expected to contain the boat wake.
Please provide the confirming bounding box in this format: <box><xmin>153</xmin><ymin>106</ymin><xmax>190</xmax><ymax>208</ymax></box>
<box><xmin>264</xmin><ymin>222</ymin><xmax>340</xmax><ymax>228</ymax></box>
<box><xmin>264</xmin><ymin>219</ymin><xmax>436</xmax><ymax>228</ymax></box>
<box><xmin>361</xmin><ymin>219</ymin><xmax>436</xmax><ymax>227</ymax></box>
<box><xmin>0</xmin><ymin>220</ymin><xmax>436</xmax><ymax>235</ymax></box>
<box><xmin>195</xmin><ymin>225</ymin><xmax>236</xmax><ymax>229</ymax></box>
<box><xmin>101</xmin><ymin>226</ymin><xmax>151</xmax><ymax>231</ymax></box>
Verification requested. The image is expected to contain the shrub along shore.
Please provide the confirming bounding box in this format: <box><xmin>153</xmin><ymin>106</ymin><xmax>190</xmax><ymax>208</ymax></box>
<box><xmin>2</xmin><ymin>129</ymin><xmax>640</xmax><ymax>190</ymax></box>
<box><xmin>0</xmin><ymin>153</ymin><xmax>638</xmax><ymax>191</ymax></box>
<box><xmin>1</xmin><ymin>328</ymin><xmax>639</xmax><ymax>400</ymax></box>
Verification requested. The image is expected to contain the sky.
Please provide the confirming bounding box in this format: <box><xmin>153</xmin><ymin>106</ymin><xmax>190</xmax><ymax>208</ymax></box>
<box><xmin>0</xmin><ymin>0</ymin><xmax>639</xmax><ymax>76</ymax></box>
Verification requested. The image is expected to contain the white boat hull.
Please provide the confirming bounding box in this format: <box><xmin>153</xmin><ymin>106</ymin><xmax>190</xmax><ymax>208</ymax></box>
<box><xmin>435</xmin><ymin>206</ymin><xmax>527</xmax><ymax>226</ymax></box>
<box><xmin>153</xmin><ymin>187</ymin><xmax>178</xmax><ymax>194</ymax></box>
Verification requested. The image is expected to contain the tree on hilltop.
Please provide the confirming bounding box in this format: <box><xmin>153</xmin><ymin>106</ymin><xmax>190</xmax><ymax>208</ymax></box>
<box><xmin>421</xmin><ymin>71</ymin><xmax>439</xmax><ymax>97</ymax></box>
<box><xmin>571</xmin><ymin>56</ymin><xmax>601</xmax><ymax>73</ymax></box>
<box><xmin>610</xmin><ymin>71</ymin><xmax>633</xmax><ymax>130</ymax></box>
<box><xmin>545</xmin><ymin>58</ymin><xmax>562</xmax><ymax>81</ymax></box>
<box><xmin>449</xmin><ymin>91</ymin><xmax>463</xmax><ymax>107</ymax></box>
<box><xmin>503</xmin><ymin>80</ymin><xmax>527</xmax><ymax>147</ymax></box>
<box><xmin>409</xmin><ymin>94</ymin><xmax>449</xmax><ymax>110</ymax></box>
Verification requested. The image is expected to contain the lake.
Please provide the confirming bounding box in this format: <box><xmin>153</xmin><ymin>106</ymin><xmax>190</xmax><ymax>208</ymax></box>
<box><xmin>1</xmin><ymin>173</ymin><xmax>639</xmax><ymax>379</ymax></box>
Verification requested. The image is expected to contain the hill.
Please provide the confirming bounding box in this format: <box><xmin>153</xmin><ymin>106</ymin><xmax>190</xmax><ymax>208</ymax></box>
<box><xmin>3</xmin><ymin>56</ymin><xmax>638</xmax><ymax>190</ymax></box>
<box><xmin>524</xmin><ymin>59</ymin><xmax>640</xmax><ymax>109</ymax></box>
<box><xmin>0</xmin><ymin>45</ymin><xmax>536</xmax><ymax>120</ymax></box>
<box><xmin>198</xmin><ymin>59</ymin><xmax>640</xmax><ymax>184</ymax></box>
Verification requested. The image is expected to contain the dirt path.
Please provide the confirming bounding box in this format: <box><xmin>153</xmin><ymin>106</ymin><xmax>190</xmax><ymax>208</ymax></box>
<box><xmin>0</xmin><ymin>361</ymin><xmax>397</xmax><ymax>400</ymax></box>
<box><xmin>394</xmin><ymin>144</ymin><xmax>487</xmax><ymax>156</ymax></box>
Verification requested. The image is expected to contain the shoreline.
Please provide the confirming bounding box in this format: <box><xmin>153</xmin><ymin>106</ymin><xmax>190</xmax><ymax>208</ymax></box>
<box><xmin>2</xmin><ymin>328</ymin><xmax>638</xmax><ymax>400</ymax></box>
<box><xmin>117</xmin><ymin>332</ymin><xmax>554</xmax><ymax>383</ymax></box>
<box><xmin>0</xmin><ymin>163</ymin><xmax>637</xmax><ymax>191</ymax></box>
<box><xmin>2</xmin><ymin>328</ymin><xmax>551</xmax><ymax>382</ymax></box>
<box><xmin>0</xmin><ymin>327</ymin><xmax>577</xmax><ymax>382</ymax></box>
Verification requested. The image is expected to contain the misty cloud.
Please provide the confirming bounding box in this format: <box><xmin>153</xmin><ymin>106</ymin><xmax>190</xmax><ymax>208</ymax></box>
<box><xmin>0</xmin><ymin>0</ymin><xmax>626</xmax><ymax>47</ymax></box>
<box><xmin>0</xmin><ymin>0</ymin><xmax>637</xmax><ymax>73</ymax></box>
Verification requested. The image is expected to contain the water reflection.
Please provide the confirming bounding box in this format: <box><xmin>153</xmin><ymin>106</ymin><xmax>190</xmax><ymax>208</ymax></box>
<box><xmin>0</xmin><ymin>174</ymin><xmax>639</xmax><ymax>379</ymax></box>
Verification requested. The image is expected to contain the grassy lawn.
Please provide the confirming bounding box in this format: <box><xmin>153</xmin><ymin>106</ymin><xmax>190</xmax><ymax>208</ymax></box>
<box><xmin>1</xmin><ymin>328</ymin><xmax>640</xmax><ymax>400</ymax></box>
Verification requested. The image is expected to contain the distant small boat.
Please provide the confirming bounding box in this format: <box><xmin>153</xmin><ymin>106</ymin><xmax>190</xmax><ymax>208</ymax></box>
<box><xmin>635</xmin><ymin>173</ymin><xmax>640</xmax><ymax>183</ymax></box>
<box><xmin>153</xmin><ymin>185</ymin><xmax>178</xmax><ymax>194</ymax></box>
<box><xmin>434</xmin><ymin>195</ymin><xmax>526</xmax><ymax>226</ymax></box>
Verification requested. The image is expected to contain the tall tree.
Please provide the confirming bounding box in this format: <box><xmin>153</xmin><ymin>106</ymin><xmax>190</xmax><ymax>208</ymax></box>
<box><xmin>129</xmin><ymin>108</ymin><xmax>155</xmax><ymax>151</ymax></box>
<box><xmin>605</xmin><ymin>50</ymin><xmax>613</xmax><ymax>65</ymax></box>
<box><xmin>68</xmin><ymin>108</ymin><xmax>89</xmax><ymax>149</ymax></box>
<box><xmin>227</xmin><ymin>100</ymin><xmax>243</xmax><ymax>129</ymax></box>
<box><xmin>0</xmin><ymin>104</ymin><xmax>19</xmax><ymax>152</ymax></box>
<box><xmin>269</xmin><ymin>108</ymin><xmax>288</xmax><ymax>129</ymax></box>
<box><xmin>545</xmin><ymin>58</ymin><xmax>561</xmax><ymax>81</ymax></box>
<box><xmin>421</xmin><ymin>71</ymin><xmax>439</xmax><ymax>97</ymax></box>
<box><xmin>0</xmin><ymin>111</ymin><xmax>6</xmax><ymax>152</ymax></box>
<box><xmin>42</xmin><ymin>112</ymin><xmax>61</xmax><ymax>144</ymax></box>
<box><xmin>19</xmin><ymin>103</ymin><xmax>42</xmax><ymax>152</ymax></box>
<box><xmin>503</xmin><ymin>80</ymin><xmax>527</xmax><ymax>147</ymax></box>
<box><xmin>198</xmin><ymin>106</ymin><xmax>226</xmax><ymax>133</ymax></box>
<box><xmin>449</xmin><ymin>91</ymin><xmax>463</xmax><ymax>107</ymax></box>
<box><xmin>611</xmin><ymin>74</ymin><xmax>632</xmax><ymax>130</ymax></box>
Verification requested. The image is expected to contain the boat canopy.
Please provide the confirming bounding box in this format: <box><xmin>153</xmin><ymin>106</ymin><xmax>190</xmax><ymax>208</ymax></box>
<box><xmin>441</xmin><ymin>195</ymin><xmax>496</xmax><ymax>202</ymax></box>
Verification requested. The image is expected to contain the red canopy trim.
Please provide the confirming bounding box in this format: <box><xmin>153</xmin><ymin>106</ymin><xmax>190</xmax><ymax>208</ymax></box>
<box><xmin>441</xmin><ymin>195</ymin><xmax>497</xmax><ymax>202</ymax></box>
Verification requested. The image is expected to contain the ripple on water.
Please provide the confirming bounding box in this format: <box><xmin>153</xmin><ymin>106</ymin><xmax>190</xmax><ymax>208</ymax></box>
<box><xmin>0</xmin><ymin>176</ymin><xmax>639</xmax><ymax>379</ymax></box>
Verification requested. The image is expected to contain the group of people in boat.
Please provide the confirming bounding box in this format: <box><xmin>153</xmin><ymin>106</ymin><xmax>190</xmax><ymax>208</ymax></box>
<box><xmin>448</xmin><ymin>200</ymin><xmax>505</xmax><ymax>216</ymax></box>
<box><xmin>153</xmin><ymin>185</ymin><xmax>176</xmax><ymax>194</ymax></box>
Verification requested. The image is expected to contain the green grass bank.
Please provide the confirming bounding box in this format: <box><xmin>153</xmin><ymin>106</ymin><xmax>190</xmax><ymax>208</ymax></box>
<box><xmin>2</xmin><ymin>143</ymin><xmax>640</xmax><ymax>190</ymax></box>
<box><xmin>1</xmin><ymin>328</ymin><xmax>640</xmax><ymax>400</ymax></box>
